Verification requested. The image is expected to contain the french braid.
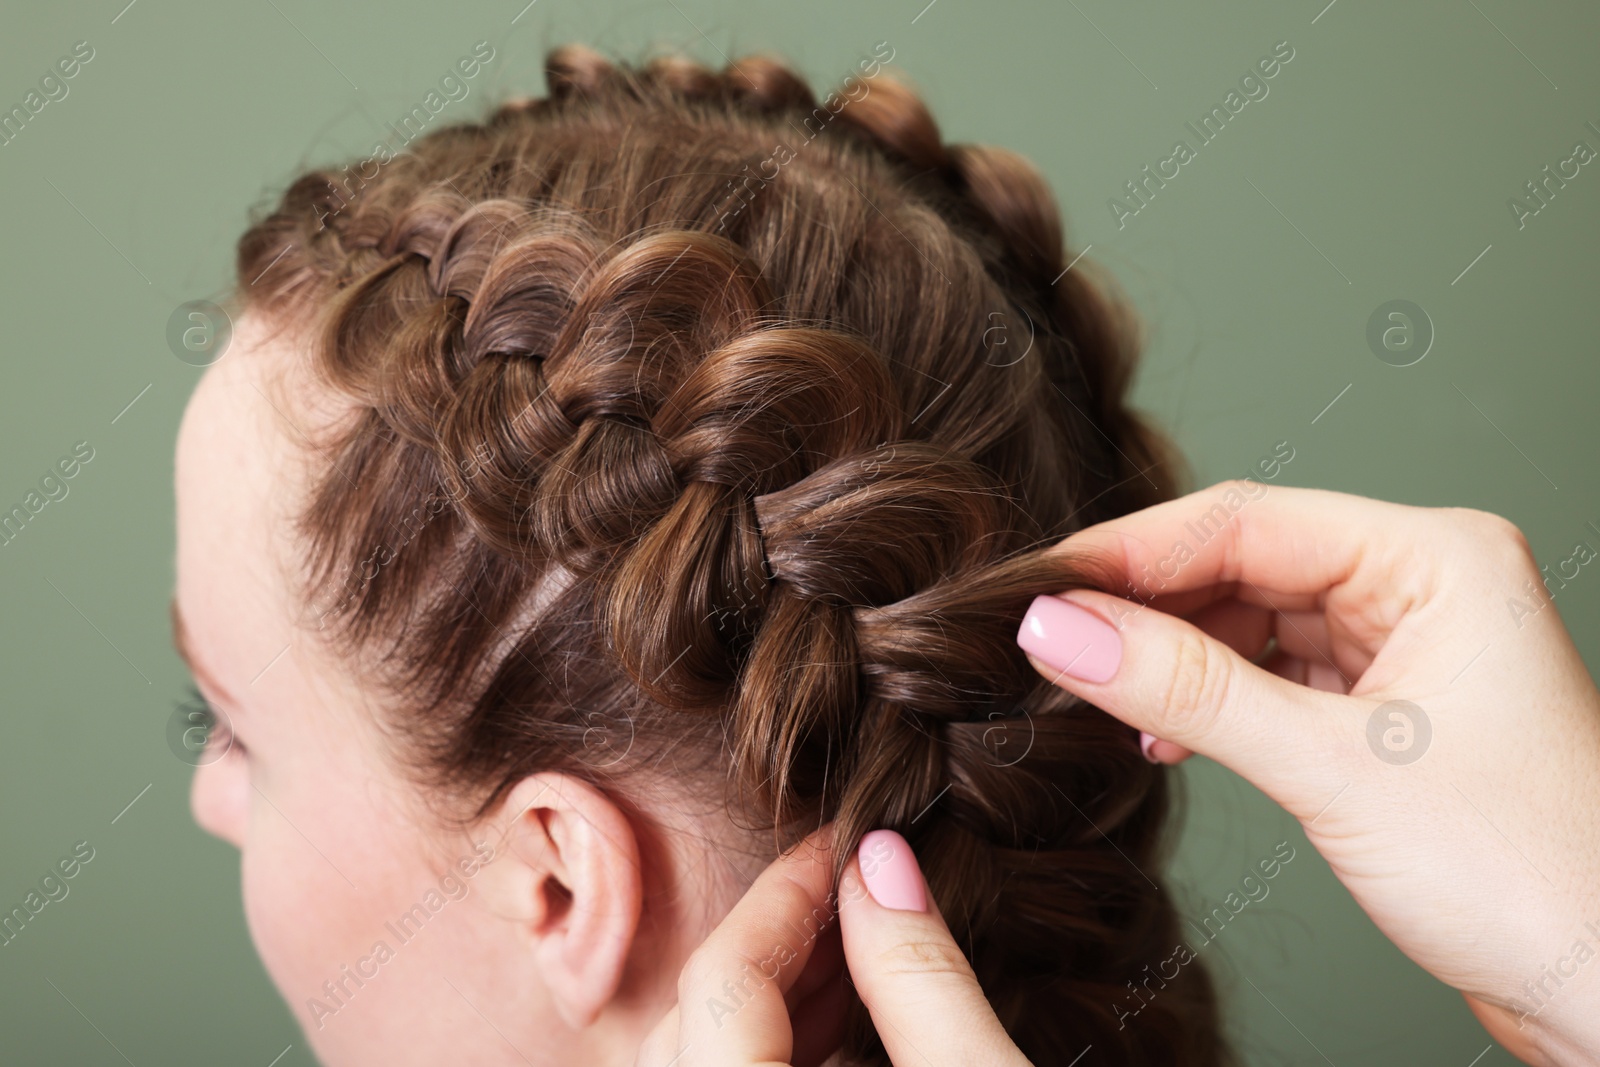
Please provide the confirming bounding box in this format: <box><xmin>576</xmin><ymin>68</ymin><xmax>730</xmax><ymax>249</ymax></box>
<box><xmin>233</xmin><ymin>43</ymin><xmax>1226</xmax><ymax>1066</ymax></box>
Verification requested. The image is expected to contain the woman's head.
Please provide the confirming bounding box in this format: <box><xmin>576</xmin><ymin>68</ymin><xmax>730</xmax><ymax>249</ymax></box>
<box><xmin>174</xmin><ymin>44</ymin><xmax>1224</xmax><ymax>1065</ymax></box>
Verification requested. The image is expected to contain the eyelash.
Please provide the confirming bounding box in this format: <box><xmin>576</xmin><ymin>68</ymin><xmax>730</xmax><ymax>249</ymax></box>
<box><xmin>177</xmin><ymin>684</ymin><xmax>246</xmax><ymax>759</ymax></box>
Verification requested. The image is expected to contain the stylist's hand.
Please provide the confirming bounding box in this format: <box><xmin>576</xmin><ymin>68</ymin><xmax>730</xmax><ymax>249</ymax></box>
<box><xmin>1017</xmin><ymin>482</ymin><xmax>1600</xmax><ymax>1066</ymax></box>
<box><xmin>635</xmin><ymin>827</ymin><xmax>1031</xmax><ymax>1066</ymax></box>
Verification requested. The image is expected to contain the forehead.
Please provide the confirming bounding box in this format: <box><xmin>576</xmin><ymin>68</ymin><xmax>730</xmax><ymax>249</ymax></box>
<box><xmin>172</xmin><ymin>312</ymin><xmax>317</xmax><ymax>678</ymax></box>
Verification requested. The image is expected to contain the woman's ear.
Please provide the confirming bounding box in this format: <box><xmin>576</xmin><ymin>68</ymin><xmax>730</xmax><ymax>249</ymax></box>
<box><xmin>482</xmin><ymin>773</ymin><xmax>644</xmax><ymax>1029</ymax></box>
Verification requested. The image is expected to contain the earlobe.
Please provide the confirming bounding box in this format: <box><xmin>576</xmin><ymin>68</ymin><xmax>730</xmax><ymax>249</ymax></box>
<box><xmin>489</xmin><ymin>774</ymin><xmax>644</xmax><ymax>1030</ymax></box>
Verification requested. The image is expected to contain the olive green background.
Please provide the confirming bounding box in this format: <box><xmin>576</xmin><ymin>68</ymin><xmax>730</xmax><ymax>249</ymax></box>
<box><xmin>2</xmin><ymin>0</ymin><xmax>1596</xmax><ymax>1063</ymax></box>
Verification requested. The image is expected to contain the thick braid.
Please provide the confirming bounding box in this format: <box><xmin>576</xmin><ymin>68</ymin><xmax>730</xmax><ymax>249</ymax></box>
<box><xmin>234</xmin><ymin>45</ymin><xmax>1225</xmax><ymax>1066</ymax></box>
<box><xmin>826</xmin><ymin>73</ymin><xmax>1182</xmax><ymax>518</ymax></box>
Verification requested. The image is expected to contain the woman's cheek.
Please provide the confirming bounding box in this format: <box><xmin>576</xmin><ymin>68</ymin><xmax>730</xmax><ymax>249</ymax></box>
<box><xmin>238</xmin><ymin>813</ymin><xmax>373</xmax><ymax>1021</ymax></box>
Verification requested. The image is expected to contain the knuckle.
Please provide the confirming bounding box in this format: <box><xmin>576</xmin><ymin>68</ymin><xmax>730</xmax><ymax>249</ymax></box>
<box><xmin>677</xmin><ymin>944</ymin><xmax>723</xmax><ymax>1001</ymax></box>
<box><xmin>1217</xmin><ymin>477</ymin><xmax>1254</xmax><ymax>499</ymax></box>
<box><xmin>1161</xmin><ymin>629</ymin><xmax>1230</xmax><ymax>735</ymax></box>
<box><xmin>1449</xmin><ymin>508</ymin><xmax>1534</xmax><ymax>565</ymax></box>
<box><xmin>869</xmin><ymin>935</ymin><xmax>977</xmax><ymax>984</ymax></box>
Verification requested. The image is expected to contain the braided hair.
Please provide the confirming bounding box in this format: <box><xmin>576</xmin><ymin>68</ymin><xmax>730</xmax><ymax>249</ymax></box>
<box><xmin>233</xmin><ymin>43</ymin><xmax>1228</xmax><ymax>1066</ymax></box>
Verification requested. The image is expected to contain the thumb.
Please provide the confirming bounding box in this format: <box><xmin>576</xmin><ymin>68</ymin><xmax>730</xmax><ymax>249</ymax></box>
<box><xmin>1016</xmin><ymin>588</ymin><xmax>1352</xmax><ymax>812</ymax></box>
<box><xmin>839</xmin><ymin>830</ymin><xmax>1029</xmax><ymax>1067</ymax></box>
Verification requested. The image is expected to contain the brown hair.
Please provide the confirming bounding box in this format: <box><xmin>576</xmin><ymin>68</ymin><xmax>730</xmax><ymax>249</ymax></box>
<box><xmin>232</xmin><ymin>43</ymin><xmax>1227</xmax><ymax>1065</ymax></box>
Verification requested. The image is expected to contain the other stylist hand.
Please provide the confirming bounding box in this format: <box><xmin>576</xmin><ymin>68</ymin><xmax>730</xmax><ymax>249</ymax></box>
<box><xmin>635</xmin><ymin>828</ymin><xmax>1031</xmax><ymax>1066</ymax></box>
<box><xmin>1016</xmin><ymin>482</ymin><xmax>1600</xmax><ymax>1065</ymax></box>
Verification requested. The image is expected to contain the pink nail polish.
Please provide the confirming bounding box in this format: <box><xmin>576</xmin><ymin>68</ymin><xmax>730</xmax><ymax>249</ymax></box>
<box><xmin>1140</xmin><ymin>731</ymin><xmax>1159</xmax><ymax>763</ymax></box>
<box><xmin>1016</xmin><ymin>594</ymin><xmax>1122</xmax><ymax>683</ymax></box>
<box><xmin>858</xmin><ymin>830</ymin><xmax>927</xmax><ymax>912</ymax></box>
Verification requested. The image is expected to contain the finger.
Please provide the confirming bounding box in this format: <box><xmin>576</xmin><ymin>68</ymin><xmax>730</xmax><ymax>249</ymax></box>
<box><xmin>1185</xmin><ymin>598</ymin><xmax>1273</xmax><ymax>660</ymax></box>
<box><xmin>1139</xmin><ymin>730</ymin><xmax>1193</xmax><ymax>764</ymax></box>
<box><xmin>784</xmin><ymin>915</ymin><xmax>843</xmax><ymax>1012</ymax></box>
<box><xmin>1128</xmin><ymin>596</ymin><xmax>1356</xmax><ymax>764</ymax></box>
<box><xmin>1017</xmin><ymin>588</ymin><xmax>1355</xmax><ymax>812</ymax></box>
<box><xmin>1050</xmin><ymin>480</ymin><xmax>1421</xmax><ymax>606</ymax></box>
<box><xmin>1259</xmin><ymin>650</ymin><xmax>1354</xmax><ymax>694</ymax></box>
<box><xmin>635</xmin><ymin>932</ymin><xmax>846</xmax><ymax>1067</ymax></box>
<box><xmin>634</xmin><ymin>1004</ymin><xmax>683</xmax><ymax>1067</ymax></box>
<box><xmin>784</xmin><ymin>922</ymin><xmax>847</xmax><ymax>1066</ymax></box>
<box><xmin>1463</xmin><ymin>995</ymin><xmax>1546</xmax><ymax>1066</ymax></box>
<box><xmin>839</xmin><ymin>830</ymin><xmax>1028</xmax><ymax>1067</ymax></box>
<box><xmin>1187</xmin><ymin>597</ymin><xmax>1364</xmax><ymax>684</ymax></box>
<box><xmin>1270</xmin><ymin>609</ymin><xmax>1332</xmax><ymax>665</ymax></box>
<box><xmin>1305</xmin><ymin>658</ymin><xmax>1352</xmax><ymax>694</ymax></box>
<box><xmin>1263</xmin><ymin>648</ymin><xmax>1310</xmax><ymax>686</ymax></box>
<box><xmin>1115</xmin><ymin>580</ymin><xmax>1327</xmax><ymax>621</ymax></box>
<box><xmin>1137</xmin><ymin>597</ymin><xmax>1279</xmax><ymax>766</ymax></box>
<box><xmin>788</xmin><ymin>959</ymin><xmax>849</xmax><ymax>1067</ymax></box>
<box><xmin>676</xmin><ymin>828</ymin><xmax>837</xmax><ymax>1067</ymax></box>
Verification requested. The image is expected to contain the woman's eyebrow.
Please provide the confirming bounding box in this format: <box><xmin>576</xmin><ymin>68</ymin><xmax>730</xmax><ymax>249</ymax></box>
<box><xmin>169</xmin><ymin>595</ymin><xmax>239</xmax><ymax>708</ymax></box>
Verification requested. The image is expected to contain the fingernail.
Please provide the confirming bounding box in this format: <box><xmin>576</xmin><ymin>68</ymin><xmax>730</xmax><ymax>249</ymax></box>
<box><xmin>858</xmin><ymin>830</ymin><xmax>927</xmax><ymax>912</ymax></box>
<box><xmin>1017</xmin><ymin>594</ymin><xmax>1122</xmax><ymax>683</ymax></box>
<box><xmin>1140</xmin><ymin>731</ymin><xmax>1160</xmax><ymax>762</ymax></box>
